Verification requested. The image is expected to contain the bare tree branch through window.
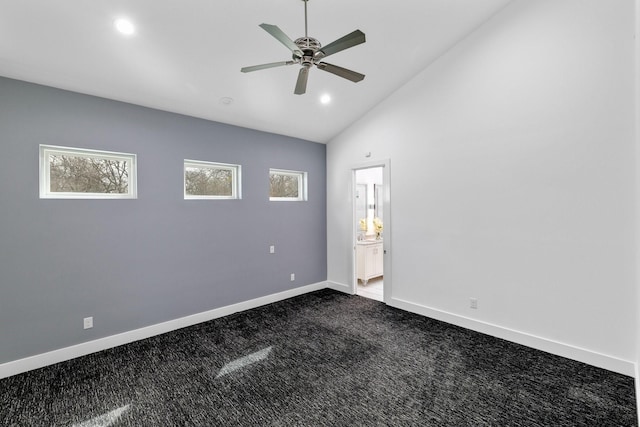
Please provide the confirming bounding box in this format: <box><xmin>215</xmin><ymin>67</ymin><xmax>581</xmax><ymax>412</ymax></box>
<box><xmin>40</xmin><ymin>145</ymin><xmax>137</xmax><ymax>199</ymax></box>
<box><xmin>185</xmin><ymin>167</ymin><xmax>232</xmax><ymax>196</ymax></box>
<box><xmin>269</xmin><ymin>173</ymin><xmax>299</xmax><ymax>198</ymax></box>
<box><xmin>269</xmin><ymin>169</ymin><xmax>306</xmax><ymax>201</ymax></box>
<box><xmin>49</xmin><ymin>155</ymin><xmax>129</xmax><ymax>194</ymax></box>
<box><xmin>183</xmin><ymin>160</ymin><xmax>240</xmax><ymax>199</ymax></box>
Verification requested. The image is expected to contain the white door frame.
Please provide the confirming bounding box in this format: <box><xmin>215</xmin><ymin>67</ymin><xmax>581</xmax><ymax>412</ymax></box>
<box><xmin>351</xmin><ymin>159</ymin><xmax>391</xmax><ymax>303</ymax></box>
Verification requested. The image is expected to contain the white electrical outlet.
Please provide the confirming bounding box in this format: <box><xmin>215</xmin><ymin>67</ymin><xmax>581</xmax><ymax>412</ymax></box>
<box><xmin>269</xmin><ymin>245</ymin><xmax>275</xmax><ymax>254</ymax></box>
<box><xmin>83</xmin><ymin>316</ymin><xmax>93</xmax><ymax>329</ymax></box>
<box><xmin>290</xmin><ymin>273</ymin><xmax>295</xmax><ymax>281</ymax></box>
<box><xmin>470</xmin><ymin>298</ymin><xmax>478</xmax><ymax>309</ymax></box>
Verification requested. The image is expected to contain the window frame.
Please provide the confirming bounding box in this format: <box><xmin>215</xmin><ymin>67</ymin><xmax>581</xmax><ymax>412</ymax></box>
<box><xmin>183</xmin><ymin>159</ymin><xmax>241</xmax><ymax>200</ymax></box>
<box><xmin>39</xmin><ymin>144</ymin><xmax>137</xmax><ymax>199</ymax></box>
<box><xmin>269</xmin><ymin>168</ymin><xmax>308</xmax><ymax>202</ymax></box>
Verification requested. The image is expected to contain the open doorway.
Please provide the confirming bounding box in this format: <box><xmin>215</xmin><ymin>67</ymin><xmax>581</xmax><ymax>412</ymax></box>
<box><xmin>354</xmin><ymin>166</ymin><xmax>385</xmax><ymax>302</ymax></box>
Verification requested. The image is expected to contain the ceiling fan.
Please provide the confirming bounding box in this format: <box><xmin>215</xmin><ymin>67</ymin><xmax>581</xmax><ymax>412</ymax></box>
<box><xmin>240</xmin><ymin>0</ymin><xmax>366</xmax><ymax>95</ymax></box>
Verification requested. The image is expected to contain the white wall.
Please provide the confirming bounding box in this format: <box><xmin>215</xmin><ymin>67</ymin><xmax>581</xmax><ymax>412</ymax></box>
<box><xmin>327</xmin><ymin>0</ymin><xmax>636</xmax><ymax>374</ymax></box>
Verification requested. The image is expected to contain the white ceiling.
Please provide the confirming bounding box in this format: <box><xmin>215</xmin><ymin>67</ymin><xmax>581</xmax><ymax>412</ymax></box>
<box><xmin>0</xmin><ymin>0</ymin><xmax>512</xmax><ymax>143</ymax></box>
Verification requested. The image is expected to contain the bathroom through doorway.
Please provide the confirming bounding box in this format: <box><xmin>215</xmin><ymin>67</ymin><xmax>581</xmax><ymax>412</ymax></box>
<box><xmin>354</xmin><ymin>166</ymin><xmax>385</xmax><ymax>302</ymax></box>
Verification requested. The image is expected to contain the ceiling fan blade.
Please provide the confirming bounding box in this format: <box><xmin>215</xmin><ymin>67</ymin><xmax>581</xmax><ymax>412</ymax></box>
<box><xmin>259</xmin><ymin>23</ymin><xmax>303</xmax><ymax>57</ymax></box>
<box><xmin>315</xmin><ymin>30</ymin><xmax>365</xmax><ymax>59</ymax></box>
<box><xmin>294</xmin><ymin>66</ymin><xmax>310</xmax><ymax>95</ymax></box>
<box><xmin>317</xmin><ymin>62</ymin><xmax>365</xmax><ymax>83</ymax></box>
<box><xmin>241</xmin><ymin>61</ymin><xmax>294</xmax><ymax>73</ymax></box>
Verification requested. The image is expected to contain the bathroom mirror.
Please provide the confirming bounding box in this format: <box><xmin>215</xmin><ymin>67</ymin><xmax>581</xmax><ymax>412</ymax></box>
<box><xmin>374</xmin><ymin>184</ymin><xmax>383</xmax><ymax>223</ymax></box>
<box><xmin>355</xmin><ymin>183</ymin><xmax>367</xmax><ymax>239</ymax></box>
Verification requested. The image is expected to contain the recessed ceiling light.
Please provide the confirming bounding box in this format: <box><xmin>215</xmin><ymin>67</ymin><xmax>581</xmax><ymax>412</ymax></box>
<box><xmin>320</xmin><ymin>94</ymin><xmax>331</xmax><ymax>105</ymax></box>
<box><xmin>114</xmin><ymin>18</ymin><xmax>135</xmax><ymax>36</ymax></box>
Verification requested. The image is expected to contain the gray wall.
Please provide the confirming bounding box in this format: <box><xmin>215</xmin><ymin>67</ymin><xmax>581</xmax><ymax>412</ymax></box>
<box><xmin>0</xmin><ymin>76</ymin><xmax>327</xmax><ymax>364</ymax></box>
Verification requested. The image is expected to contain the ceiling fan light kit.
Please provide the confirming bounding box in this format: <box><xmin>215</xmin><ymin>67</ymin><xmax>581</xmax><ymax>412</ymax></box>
<box><xmin>241</xmin><ymin>0</ymin><xmax>366</xmax><ymax>95</ymax></box>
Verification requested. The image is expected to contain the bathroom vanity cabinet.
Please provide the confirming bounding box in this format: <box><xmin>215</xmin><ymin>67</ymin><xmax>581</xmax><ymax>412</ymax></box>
<box><xmin>356</xmin><ymin>240</ymin><xmax>383</xmax><ymax>285</ymax></box>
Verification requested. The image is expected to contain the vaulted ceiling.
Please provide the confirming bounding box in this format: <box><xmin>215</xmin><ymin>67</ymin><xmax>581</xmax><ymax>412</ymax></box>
<box><xmin>0</xmin><ymin>0</ymin><xmax>512</xmax><ymax>142</ymax></box>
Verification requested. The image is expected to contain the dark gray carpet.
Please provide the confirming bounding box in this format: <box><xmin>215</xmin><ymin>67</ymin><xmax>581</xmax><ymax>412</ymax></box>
<box><xmin>0</xmin><ymin>289</ymin><xmax>636</xmax><ymax>426</ymax></box>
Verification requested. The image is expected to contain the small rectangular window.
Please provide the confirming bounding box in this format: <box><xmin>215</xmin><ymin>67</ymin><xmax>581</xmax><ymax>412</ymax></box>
<box><xmin>184</xmin><ymin>160</ymin><xmax>241</xmax><ymax>200</ymax></box>
<box><xmin>269</xmin><ymin>168</ymin><xmax>307</xmax><ymax>201</ymax></box>
<box><xmin>39</xmin><ymin>145</ymin><xmax>137</xmax><ymax>199</ymax></box>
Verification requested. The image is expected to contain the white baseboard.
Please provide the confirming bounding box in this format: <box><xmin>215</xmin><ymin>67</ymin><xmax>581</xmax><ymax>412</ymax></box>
<box><xmin>389</xmin><ymin>297</ymin><xmax>635</xmax><ymax>377</ymax></box>
<box><xmin>2</xmin><ymin>283</ymin><xmax>635</xmax><ymax>382</ymax></box>
<box><xmin>0</xmin><ymin>282</ymin><xmax>328</xmax><ymax>380</ymax></box>
<box><xmin>636</xmin><ymin>363</ymin><xmax>640</xmax><ymax>425</ymax></box>
<box><xmin>326</xmin><ymin>280</ymin><xmax>354</xmax><ymax>294</ymax></box>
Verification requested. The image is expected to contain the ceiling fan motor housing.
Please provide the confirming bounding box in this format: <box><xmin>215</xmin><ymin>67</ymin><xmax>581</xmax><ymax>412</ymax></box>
<box><xmin>294</xmin><ymin>37</ymin><xmax>321</xmax><ymax>66</ymax></box>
